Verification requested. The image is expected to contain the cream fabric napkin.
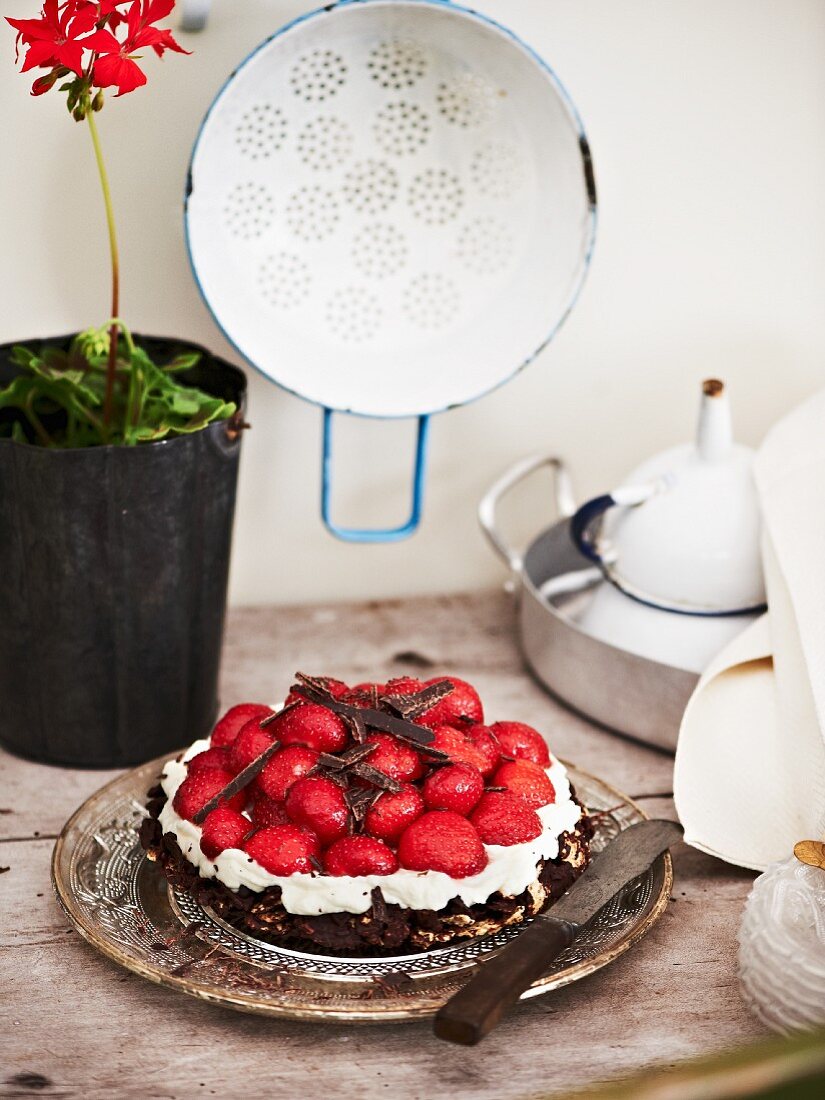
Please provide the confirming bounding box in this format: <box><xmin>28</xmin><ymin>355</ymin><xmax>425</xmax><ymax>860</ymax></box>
<box><xmin>674</xmin><ymin>390</ymin><xmax>825</xmax><ymax>870</ymax></box>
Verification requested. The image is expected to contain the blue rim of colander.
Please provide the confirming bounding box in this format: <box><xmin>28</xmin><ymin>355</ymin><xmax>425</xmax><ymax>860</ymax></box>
<box><xmin>183</xmin><ymin>0</ymin><xmax>598</xmax><ymax>541</ymax></box>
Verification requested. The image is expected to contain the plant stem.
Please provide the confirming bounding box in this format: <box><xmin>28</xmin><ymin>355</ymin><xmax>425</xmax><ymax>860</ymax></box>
<box><xmin>87</xmin><ymin>110</ymin><xmax>120</xmax><ymax>433</ymax></box>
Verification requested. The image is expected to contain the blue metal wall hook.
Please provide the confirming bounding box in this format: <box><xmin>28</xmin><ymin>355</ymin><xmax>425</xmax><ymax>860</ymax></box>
<box><xmin>321</xmin><ymin>410</ymin><xmax>430</xmax><ymax>542</ymax></box>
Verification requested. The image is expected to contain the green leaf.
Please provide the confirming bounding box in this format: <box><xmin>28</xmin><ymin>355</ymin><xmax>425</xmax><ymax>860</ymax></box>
<box><xmin>9</xmin><ymin>345</ymin><xmax>37</xmax><ymax>370</ymax></box>
<box><xmin>168</xmin><ymin>392</ymin><xmax>201</xmax><ymax>416</ymax></box>
<box><xmin>164</xmin><ymin>352</ymin><xmax>202</xmax><ymax>372</ymax></box>
<box><xmin>0</xmin><ymin>334</ymin><xmax>235</xmax><ymax>447</ymax></box>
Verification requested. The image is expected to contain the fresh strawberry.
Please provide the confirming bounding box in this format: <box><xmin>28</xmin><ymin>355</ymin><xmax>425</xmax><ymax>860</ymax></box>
<box><xmin>256</xmin><ymin>745</ymin><xmax>319</xmax><ymax>802</ymax></box>
<box><xmin>172</xmin><ymin>768</ymin><xmax>245</xmax><ymax>822</ymax></box>
<box><xmin>227</xmin><ymin>718</ymin><xmax>276</xmax><ymax>774</ymax></box>
<box><xmin>364</xmin><ymin>783</ymin><xmax>425</xmax><ymax>844</ymax></box>
<box><xmin>363</xmin><ymin>733</ymin><xmax>424</xmax><ymax>783</ymax></box>
<box><xmin>492</xmin><ymin>760</ymin><xmax>556</xmax><ymax>810</ymax></box>
<box><xmin>250</xmin><ymin>792</ymin><xmax>291</xmax><ymax>829</ymax></box>
<box><xmin>465</xmin><ymin>724</ymin><xmax>501</xmax><ymax>777</ymax></box>
<box><xmin>422</xmin><ymin>763</ymin><xmax>484</xmax><ymax>815</ymax></box>
<box><xmin>398</xmin><ymin>811</ymin><xmax>488</xmax><ymax>877</ymax></box>
<box><xmin>490</xmin><ymin>721</ymin><xmax>550</xmax><ymax>767</ymax></box>
<box><xmin>323</xmin><ymin>835</ymin><xmax>399</xmax><ymax>876</ymax></box>
<box><xmin>200</xmin><ymin>805</ymin><xmax>251</xmax><ymax>859</ymax></box>
<box><xmin>428</xmin><ymin>726</ymin><xmax>488</xmax><ymax>772</ymax></box>
<box><xmin>244</xmin><ymin>824</ymin><xmax>320</xmax><ymax>875</ymax></box>
<box><xmin>187</xmin><ymin>746</ymin><xmax>231</xmax><ymax>775</ymax></box>
<box><xmin>470</xmin><ymin>791</ymin><xmax>543</xmax><ymax>845</ymax></box>
<box><xmin>349</xmin><ymin>680</ymin><xmax>386</xmax><ymax>694</ymax></box>
<box><xmin>285</xmin><ymin>775</ymin><xmax>349</xmax><ymax>845</ymax></box>
<box><xmin>418</xmin><ymin>676</ymin><xmax>484</xmax><ymax>729</ymax></box>
<box><xmin>210</xmin><ymin>703</ymin><xmax>273</xmax><ymax>748</ymax></box>
<box><xmin>269</xmin><ymin>702</ymin><xmax>349</xmax><ymax>753</ymax></box>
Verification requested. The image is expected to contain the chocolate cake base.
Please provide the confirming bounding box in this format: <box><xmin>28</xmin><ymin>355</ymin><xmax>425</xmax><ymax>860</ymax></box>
<box><xmin>139</xmin><ymin>787</ymin><xmax>594</xmax><ymax>957</ymax></box>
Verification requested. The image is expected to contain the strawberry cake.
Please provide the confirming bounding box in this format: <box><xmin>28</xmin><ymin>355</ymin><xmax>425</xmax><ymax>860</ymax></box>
<box><xmin>139</xmin><ymin>674</ymin><xmax>593</xmax><ymax>955</ymax></box>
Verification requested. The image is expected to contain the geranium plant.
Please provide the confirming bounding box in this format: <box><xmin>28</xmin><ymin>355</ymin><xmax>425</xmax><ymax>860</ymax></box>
<box><xmin>2</xmin><ymin>1</ymin><xmax>237</xmax><ymax>446</ymax></box>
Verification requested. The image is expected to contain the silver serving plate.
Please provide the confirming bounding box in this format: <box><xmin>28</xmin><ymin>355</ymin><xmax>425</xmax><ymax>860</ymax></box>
<box><xmin>479</xmin><ymin>456</ymin><xmax>699</xmax><ymax>752</ymax></box>
<box><xmin>51</xmin><ymin>754</ymin><xmax>671</xmax><ymax>1022</ymax></box>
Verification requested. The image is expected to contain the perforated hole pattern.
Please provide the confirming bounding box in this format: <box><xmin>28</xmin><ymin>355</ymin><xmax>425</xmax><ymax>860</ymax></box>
<box><xmin>352</xmin><ymin>223</ymin><xmax>409</xmax><ymax>279</ymax></box>
<box><xmin>290</xmin><ymin>48</ymin><xmax>348</xmax><ymax>103</ymax></box>
<box><xmin>326</xmin><ymin>286</ymin><xmax>384</xmax><ymax>342</ymax></box>
<box><xmin>367</xmin><ymin>38</ymin><xmax>428</xmax><ymax>89</ymax></box>
<box><xmin>403</xmin><ymin>272</ymin><xmax>461</xmax><ymax>329</ymax></box>
<box><xmin>234</xmin><ymin>103</ymin><xmax>288</xmax><ymax>160</ymax></box>
<box><xmin>373</xmin><ymin>100</ymin><xmax>431</xmax><ymax>157</ymax></box>
<box><xmin>286</xmin><ymin>185</ymin><xmax>340</xmax><ymax>242</ymax></box>
<box><xmin>457</xmin><ymin>216</ymin><xmax>514</xmax><ymax>275</ymax></box>
<box><xmin>342</xmin><ymin>159</ymin><xmax>400</xmax><ymax>216</ymax></box>
<box><xmin>224</xmin><ymin>181</ymin><xmax>275</xmax><ymax>239</ymax></box>
<box><xmin>408</xmin><ymin>168</ymin><xmax>464</xmax><ymax>225</ymax></box>
<box><xmin>436</xmin><ymin>72</ymin><xmax>498</xmax><ymax>128</ymax></box>
<box><xmin>258</xmin><ymin>252</ymin><xmax>312</xmax><ymax>309</ymax></box>
<box><xmin>296</xmin><ymin>116</ymin><xmax>354</xmax><ymax>172</ymax></box>
<box><xmin>212</xmin><ymin>33</ymin><xmax>534</xmax><ymax>349</ymax></box>
<box><xmin>470</xmin><ymin>141</ymin><xmax>525</xmax><ymax>199</ymax></box>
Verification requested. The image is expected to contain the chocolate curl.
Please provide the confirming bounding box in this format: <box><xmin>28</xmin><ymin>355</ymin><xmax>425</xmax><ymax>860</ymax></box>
<box><xmin>192</xmin><ymin>739</ymin><xmax>280</xmax><ymax>825</ymax></box>
<box><xmin>350</xmin><ymin>763</ymin><xmax>403</xmax><ymax>793</ymax></box>
<box><xmin>382</xmin><ymin>679</ymin><xmax>454</xmax><ymax>720</ymax></box>
<box><xmin>316</xmin><ymin>743</ymin><xmax>377</xmax><ymax>771</ymax></box>
<box><xmin>259</xmin><ymin>699</ymin><xmax>301</xmax><ymax>728</ymax></box>
<box><xmin>345</xmin><ymin>786</ymin><xmax>382</xmax><ymax>821</ymax></box>
<box><xmin>291</xmin><ymin>676</ymin><xmax>449</xmax><ymax>759</ymax></box>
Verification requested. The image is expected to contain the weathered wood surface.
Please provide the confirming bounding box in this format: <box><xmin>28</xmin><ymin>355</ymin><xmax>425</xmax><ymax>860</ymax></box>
<box><xmin>0</xmin><ymin>592</ymin><xmax>765</xmax><ymax>1099</ymax></box>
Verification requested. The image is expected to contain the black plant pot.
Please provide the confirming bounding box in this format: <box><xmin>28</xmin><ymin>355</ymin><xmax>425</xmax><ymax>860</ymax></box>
<box><xmin>0</xmin><ymin>334</ymin><xmax>247</xmax><ymax>767</ymax></box>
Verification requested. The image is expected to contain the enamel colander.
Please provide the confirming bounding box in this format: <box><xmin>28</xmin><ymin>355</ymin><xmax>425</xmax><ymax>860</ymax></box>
<box><xmin>185</xmin><ymin>0</ymin><xmax>597</xmax><ymax>540</ymax></box>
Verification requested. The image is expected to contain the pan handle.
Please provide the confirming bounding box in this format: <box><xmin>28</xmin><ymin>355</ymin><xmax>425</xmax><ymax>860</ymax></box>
<box><xmin>321</xmin><ymin>409</ymin><xmax>430</xmax><ymax>542</ymax></box>
<box><xmin>478</xmin><ymin>455</ymin><xmax>575</xmax><ymax>573</ymax></box>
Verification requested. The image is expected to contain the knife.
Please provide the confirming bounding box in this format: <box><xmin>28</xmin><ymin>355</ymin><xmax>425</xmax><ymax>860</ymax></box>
<box><xmin>434</xmin><ymin>818</ymin><xmax>682</xmax><ymax>1045</ymax></box>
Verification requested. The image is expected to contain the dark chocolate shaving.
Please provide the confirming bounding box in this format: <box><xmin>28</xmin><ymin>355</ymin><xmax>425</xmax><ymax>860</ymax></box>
<box><xmin>382</xmin><ymin>679</ymin><xmax>454</xmax><ymax>720</ymax></box>
<box><xmin>341</xmin><ymin>710</ymin><xmax>367</xmax><ymax>743</ymax></box>
<box><xmin>350</xmin><ymin>763</ymin><xmax>403</xmax><ymax>793</ymax></box>
<box><xmin>341</xmin><ymin>741</ymin><xmax>378</xmax><ymax>765</ymax></box>
<box><xmin>294</xmin><ymin>672</ymin><xmax>342</xmax><ymax>698</ymax></box>
<box><xmin>316</xmin><ymin>753</ymin><xmax>347</xmax><ymax>772</ymax></box>
<box><xmin>345</xmin><ymin>787</ymin><xmax>381</xmax><ymax>821</ymax></box>
<box><xmin>370</xmin><ymin>886</ymin><xmax>387</xmax><ymax>922</ymax></box>
<box><xmin>309</xmin><ymin>855</ymin><xmax>324</xmax><ymax>876</ymax></box>
<box><xmin>311</xmin><ymin>767</ymin><xmax>349</xmax><ymax>789</ymax></box>
<box><xmin>192</xmin><ymin>739</ymin><xmax>281</xmax><ymax>824</ymax></box>
<box><xmin>292</xmin><ymin>681</ymin><xmax>447</xmax><ymax>755</ymax></box>
<box><xmin>318</xmin><ymin>743</ymin><xmax>377</xmax><ymax>771</ymax></box>
<box><xmin>259</xmin><ymin>700</ymin><xmax>300</xmax><ymax>728</ymax></box>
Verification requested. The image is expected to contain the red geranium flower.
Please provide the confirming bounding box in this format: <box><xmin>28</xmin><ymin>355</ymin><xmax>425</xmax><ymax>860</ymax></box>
<box><xmin>85</xmin><ymin>0</ymin><xmax>188</xmax><ymax>96</ymax></box>
<box><xmin>6</xmin><ymin>0</ymin><xmax>96</xmax><ymax>77</ymax></box>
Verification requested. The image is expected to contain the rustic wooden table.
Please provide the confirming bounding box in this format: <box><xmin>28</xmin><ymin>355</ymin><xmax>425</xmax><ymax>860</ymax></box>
<box><xmin>0</xmin><ymin>592</ymin><xmax>765</xmax><ymax>1099</ymax></box>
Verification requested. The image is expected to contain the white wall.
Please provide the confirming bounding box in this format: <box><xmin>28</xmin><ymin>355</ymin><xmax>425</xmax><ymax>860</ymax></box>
<box><xmin>2</xmin><ymin>1</ymin><xmax>825</xmax><ymax>605</ymax></box>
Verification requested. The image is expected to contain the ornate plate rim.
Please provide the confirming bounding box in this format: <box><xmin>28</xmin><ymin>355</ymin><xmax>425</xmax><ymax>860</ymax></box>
<box><xmin>51</xmin><ymin>752</ymin><xmax>673</xmax><ymax>1023</ymax></box>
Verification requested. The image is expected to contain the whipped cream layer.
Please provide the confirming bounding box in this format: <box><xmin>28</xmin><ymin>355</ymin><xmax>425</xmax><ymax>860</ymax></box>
<box><xmin>158</xmin><ymin>739</ymin><xmax>582</xmax><ymax>916</ymax></box>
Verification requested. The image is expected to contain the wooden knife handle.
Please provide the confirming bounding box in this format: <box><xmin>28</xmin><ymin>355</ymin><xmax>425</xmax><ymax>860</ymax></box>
<box><xmin>433</xmin><ymin>916</ymin><xmax>576</xmax><ymax>1046</ymax></box>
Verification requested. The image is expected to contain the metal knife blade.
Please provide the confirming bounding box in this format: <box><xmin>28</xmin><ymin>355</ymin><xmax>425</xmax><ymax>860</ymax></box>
<box><xmin>434</xmin><ymin>818</ymin><xmax>682</xmax><ymax>1045</ymax></box>
<box><xmin>549</xmin><ymin>818</ymin><xmax>682</xmax><ymax>927</ymax></box>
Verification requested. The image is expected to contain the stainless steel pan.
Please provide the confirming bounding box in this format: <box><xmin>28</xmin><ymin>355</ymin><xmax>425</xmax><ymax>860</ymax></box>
<box><xmin>479</xmin><ymin>455</ymin><xmax>699</xmax><ymax>752</ymax></box>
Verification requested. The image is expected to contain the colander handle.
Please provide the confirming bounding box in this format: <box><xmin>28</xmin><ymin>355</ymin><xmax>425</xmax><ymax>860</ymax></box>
<box><xmin>321</xmin><ymin>409</ymin><xmax>430</xmax><ymax>542</ymax></box>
